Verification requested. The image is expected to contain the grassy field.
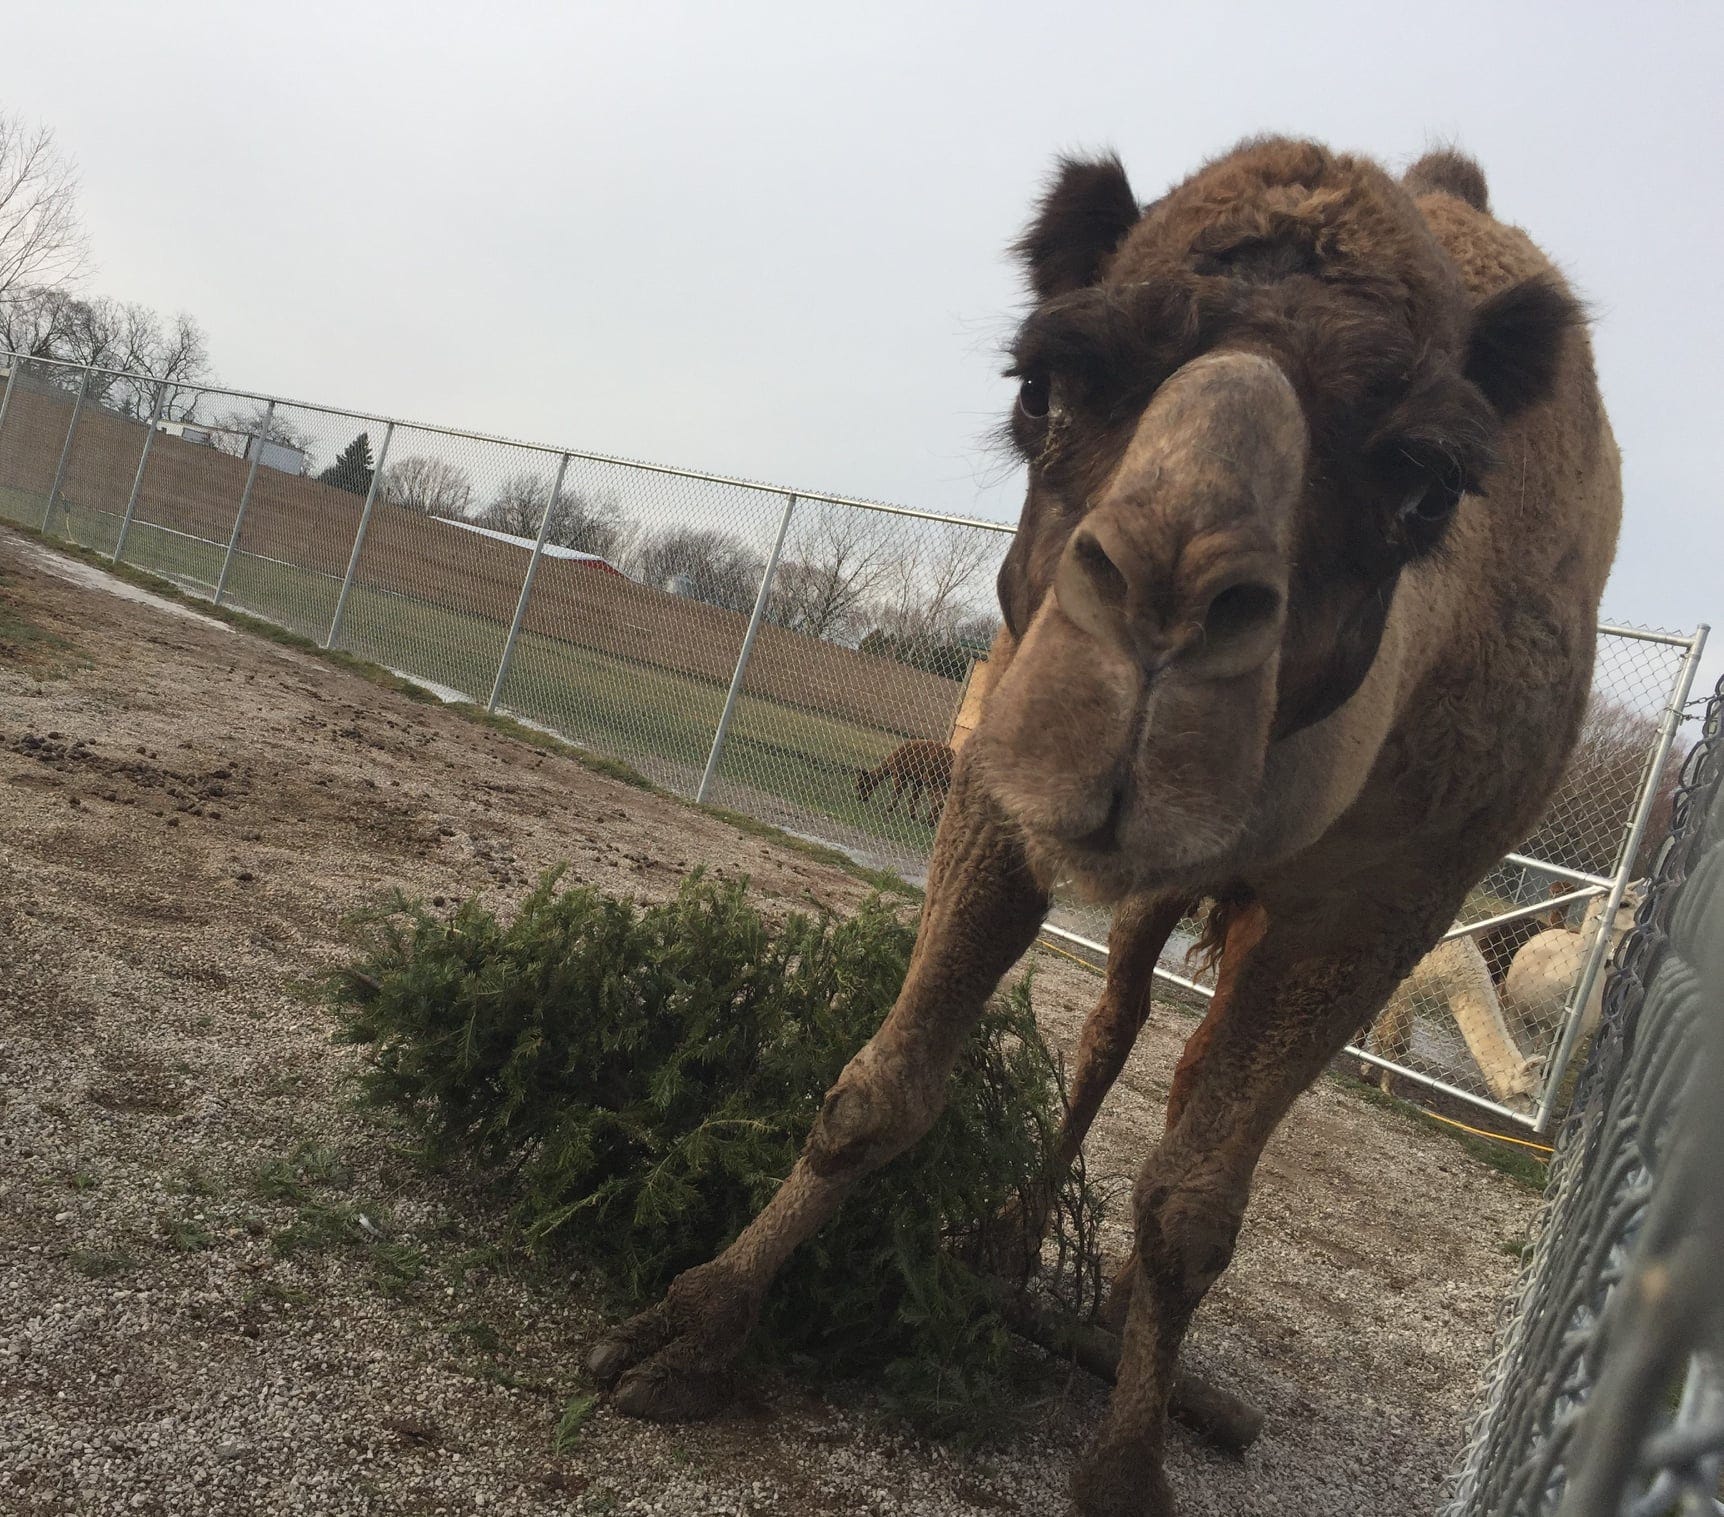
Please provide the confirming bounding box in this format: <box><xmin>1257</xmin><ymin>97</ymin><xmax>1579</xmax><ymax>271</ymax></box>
<box><xmin>1</xmin><ymin>487</ymin><xmax>946</xmax><ymax>861</ymax></box>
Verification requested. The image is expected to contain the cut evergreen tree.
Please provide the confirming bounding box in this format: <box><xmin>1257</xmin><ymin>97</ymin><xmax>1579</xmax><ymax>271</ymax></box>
<box><xmin>331</xmin><ymin>869</ymin><xmax>1103</xmax><ymax>1436</ymax></box>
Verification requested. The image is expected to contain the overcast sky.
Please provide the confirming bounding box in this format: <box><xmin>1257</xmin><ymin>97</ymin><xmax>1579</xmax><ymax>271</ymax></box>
<box><xmin>8</xmin><ymin>0</ymin><xmax>1721</xmax><ymax>703</ymax></box>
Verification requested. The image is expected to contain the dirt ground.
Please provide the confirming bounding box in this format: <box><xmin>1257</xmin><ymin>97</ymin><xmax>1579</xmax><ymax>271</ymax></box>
<box><xmin>0</xmin><ymin>528</ymin><xmax>1538</xmax><ymax>1516</ymax></box>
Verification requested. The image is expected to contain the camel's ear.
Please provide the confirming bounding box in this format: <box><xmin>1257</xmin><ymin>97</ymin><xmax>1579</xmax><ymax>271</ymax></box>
<box><xmin>1014</xmin><ymin>155</ymin><xmax>1141</xmax><ymax>300</ymax></box>
<box><xmin>1464</xmin><ymin>274</ymin><xmax>1582</xmax><ymax>419</ymax></box>
<box><xmin>1404</xmin><ymin>149</ymin><xmax>1490</xmax><ymax>213</ymax></box>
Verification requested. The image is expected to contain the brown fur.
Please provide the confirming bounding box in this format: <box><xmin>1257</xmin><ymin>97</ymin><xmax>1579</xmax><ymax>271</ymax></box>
<box><xmin>592</xmin><ymin>138</ymin><xmax>1619</xmax><ymax>1517</ymax></box>
<box><xmin>855</xmin><ymin>739</ymin><xmax>955</xmax><ymax>824</ymax></box>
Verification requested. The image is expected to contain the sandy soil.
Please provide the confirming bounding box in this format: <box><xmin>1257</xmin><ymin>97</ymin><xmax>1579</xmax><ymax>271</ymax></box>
<box><xmin>0</xmin><ymin>528</ymin><xmax>1537</xmax><ymax>1516</ymax></box>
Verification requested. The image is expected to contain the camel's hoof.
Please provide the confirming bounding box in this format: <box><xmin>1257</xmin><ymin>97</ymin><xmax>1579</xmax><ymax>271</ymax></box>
<box><xmin>590</xmin><ymin>1261</ymin><xmax>760</xmax><ymax>1421</ymax></box>
<box><xmin>1071</xmin><ymin>1454</ymin><xmax>1175</xmax><ymax>1517</ymax></box>
<box><xmin>587</xmin><ymin>1302</ymin><xmax>676</xmax><ymax>1389</ymax></box>
<box><xmin>612</xmin><ymin>1361</ymin><xmax>737</xmax><ymax>1422</ymax></box>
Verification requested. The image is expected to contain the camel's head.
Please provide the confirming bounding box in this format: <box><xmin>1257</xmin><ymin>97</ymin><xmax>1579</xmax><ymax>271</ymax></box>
<box><xmin>969</xmin><ymin>139</ymin><xmax>1581</xmax><ymax>899</ymax></box>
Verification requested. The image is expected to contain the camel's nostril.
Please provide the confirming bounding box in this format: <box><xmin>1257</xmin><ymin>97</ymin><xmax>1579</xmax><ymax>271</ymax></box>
<box><xmin>1202</xmin><ymin>581</ymin><xmax>1281</xmax><ymax>647</ymax></box>
<box><xmin>1073</xmin><ymin>529</ymin><xmax>1128</xmax><ymax>608</ymax></box>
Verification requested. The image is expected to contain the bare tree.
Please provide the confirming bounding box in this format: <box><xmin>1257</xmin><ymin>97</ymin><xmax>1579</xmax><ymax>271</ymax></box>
<box><xmin>0</xmin><ymin>112</ymin><xmax>88</xmax><ymax>309</ymax></box>
<box><xmin>869</xmin><ymin>524</ymin><xmax>995</xmax><ymax>646</ymax></box>
<box><xmin>1523</xmin><ymin>694</ymin><xmax>1683</xmax><ymax>877</ymax></box>
<box><xmin>547</xmin><ymin>490</ymin><xmax>625</xmax><ymax>560</ymax></box>
<box><xmin>475</xmin><ymin>471</ymin><xmax>625</xmax><ymax>558</ymax></box>
<box><xmin>206</xmin><ymin>403</ymin><xmax>314</xmax><ymax>466</ymax></box>
<box><xmin>631</xmin><ymin>527</ymin><xmax>764</xmax><ymax>613</ymax></box>
<box><xmin>0</xmin><ymin>287</ymin><xmax>210</xmax><ymax>418</ymax></box>
<box><xmin>473</xmin><ymin>471</ymin><xmax>548</xmax><ymax>536</ymax></box>
<box><xmin>766</xmin><ymin>505</ymin><xmax>892</xmax><ymax>642</ymax></box>
<box><xmin>381</xmin><ymin>455</ymin><xmax>475</xmax><ymax>519</ymax></box>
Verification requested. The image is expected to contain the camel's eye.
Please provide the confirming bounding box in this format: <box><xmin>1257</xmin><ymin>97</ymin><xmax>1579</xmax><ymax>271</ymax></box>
<box><xmin>1400</xmin><ymin>479</ymin><xmax>1457</xmax><ymax>525</ymax></box>
<box><xmin>1017</xmin><ymin>373</ymin><xmax>1051</xmax><ymax>420</ymax></box>
<box><xmin>1391</xmin><ymin>472</ymin><xmax>1467</xmax><ymax>558</ymax></box>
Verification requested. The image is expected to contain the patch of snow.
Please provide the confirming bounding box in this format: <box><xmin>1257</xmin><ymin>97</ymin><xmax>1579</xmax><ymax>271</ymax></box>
<box><xmin>383</xmin><ymin>667</ymin><xmax>473</xmax><ymax>706</ymax></box>
<box><xmin>4</xmin><ymin>535</ymin><xmax>233</xmax><ymax>632</ymax></box>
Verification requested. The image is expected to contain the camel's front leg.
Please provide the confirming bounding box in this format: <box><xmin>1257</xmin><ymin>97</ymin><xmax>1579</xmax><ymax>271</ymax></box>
<box><xmin>1072</xmin><ymin>886</ymin><xmax>1461</xmax><ymax>1517</ymax></box>
<box><xmin>589</xmin><ymin>753</ymin><xmax>1049</xmax><ymax>1419</ymax></box>
<box><xmin>982</xmin><ymin>893</ymin><xmax>1190</xmax><ymax>1284</ymax></box>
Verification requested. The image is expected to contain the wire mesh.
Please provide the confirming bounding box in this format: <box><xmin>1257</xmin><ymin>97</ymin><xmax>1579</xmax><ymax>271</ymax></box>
<box><xmin>696</xmin><ymin>497</ymin><xmax>1013</xmax><ymax>881</ymax></box>
<box><xmin>495</xmin><ymin>457</ymin><xmax>822</xmax><ymax>795</ymax></box>
<box><xmin>210</xmin><ymin>401</ymin><xmax>374</xmax><ymax>643</ymax></box>
<box><xmin>1446</xmin><ymin>668</ymin><xmax>1724</xmax><ymax>1516</ymax></box>
<box><xmin>0</xmin><ymin>357</ymin><xmax>87</xmax><ymax>532</ymax></box>
<box><xmin>31</xmin><ymin>368</ymin><xmax>142</xmax><ymax>558</ymax></box>
<box><xmin>1348</xmin><ymin>626</ymin><xmax>1698</xmax><ymax>1123</ymax></box>
<box><xmin>101</xmin><ymin>383</ymin><xmax>295</xmax><ymax>600</ymax></box>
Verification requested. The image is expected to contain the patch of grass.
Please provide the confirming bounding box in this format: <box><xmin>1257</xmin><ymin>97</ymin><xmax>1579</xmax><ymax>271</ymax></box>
<box><xmin>62</xmin><ymin>1169</ymin><xmax>100</xmax><ymax>1193</ymax></box>
<box><xmin>553</xmin><ymin>1393</ymin><xmax>599</xmax><ymax>1453</ymax></box>
<box><xmin>1331</xmin><ymin>1072</ymin><xmax>1550</xmax><ymax>1190</ymax></box>
<box><xmin>161</xmin><ymin>1214</ymin><xmax>216</xmax><ymax>1252</ymax></box>
<box><xmin>705</xmin><ymin>802</ymin><xmax>919</xmax><ymax>898</ymax></box>
<box><xmin>252</xmin><ymin>1142</ymin><xmax>352</xmax><ymax>1203</ymax></box>
<box><xmin>0</xmin><ymin>562</ymin><xmax>81</xmax><ymax>673</ymax></box>
<box><xmin>69</xmin><ymin>1247</ymin><xmax>137</xmax><ymax>1277</ymax></box>
<box><xmin>333</xmin><ymin>869</ymin><xmax>1103</xmax><ymax>1441</ymax></box>
<box><xmin>444</xmin><ymin>1244</ymin><xmax>510</xmax><ymax>1291</ymax></box>
<box><xmin>370</xmin><ymin>1240</ymin><xmax>426</xmax><ymax>1299</ymax></box>
<box><xmin>270</xmin><ymin>1199</ymin><xmax>363</xmax><ymax>1258</ymax></box>
<box><xmin>450</xmin><ymin>1319</ymin><xmax>508</xmax><ymax>1355</ymax></box>
<box><xmin>171</xmin><ymin>1163</ymin><xmax>220</xmax><ymax>1198</ymax></box>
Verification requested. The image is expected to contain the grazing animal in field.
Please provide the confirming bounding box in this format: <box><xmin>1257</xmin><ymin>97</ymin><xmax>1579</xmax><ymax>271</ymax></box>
<box><xmin>590</xmin><ymin>138</ymin><xmax>1618</xmax><ymax>1515</ymax></box>
<box><xmin>855</xmin><ymin>739</ymin><xmax>955</xmax><ymax>824</ymax></box>
<box><xmin>1366</xmin><ymin>935</ymin><xmax>1543</xmax><ymax>1108</ymax></box>
<box><xmin>1503</xmin><ymin>883</ymin><xmax>1643</xmax><ymax>1051</ymax></box>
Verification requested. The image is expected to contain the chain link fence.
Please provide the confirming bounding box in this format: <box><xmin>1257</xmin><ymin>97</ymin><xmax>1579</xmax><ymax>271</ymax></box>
<box><xmin>1447</xmin><ymin>668</ymin><xmax>1724</xmax><ymax>1515</ymax></box>
<box><xmin>0</xmin><ymin>348</ymin><xmax>1705</xmax><ymax>1132</ymax></box>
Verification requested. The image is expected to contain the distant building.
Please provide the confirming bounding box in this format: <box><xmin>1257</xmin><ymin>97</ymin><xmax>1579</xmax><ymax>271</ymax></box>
<box><xmin>245</xmin><ymin>434</ymin><xmax>308</xmax><ymax>478</ymax></box>
<box><xmin>157</xmin><ymin>420</ymin><xmax>216</xmax><ymax>448</ymax></box>
<box><xmin>155</xmin><ymin>420</ymin><xmax>307</xmax><ymax>478</ymax></box>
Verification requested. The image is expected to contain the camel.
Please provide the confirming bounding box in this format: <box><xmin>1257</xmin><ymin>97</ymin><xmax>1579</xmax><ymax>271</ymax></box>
<box><xmin>1503</xmin><ymin>883</ymin><xmax>1643</xmax><ymax>1050</ymax></box>
<box><xmin>589</xmin><ymin>138</ymin><xmax>1619</xmax><ymax>1515</ymax></box>
<box><xmin>1366</xmin><ymin>882</ymin><xmax>1641</xmax><ymax>1108</ymax></box>
<box><xmin>1476</xmin><ymin>878</ymin><xmax>1571</xmax><ymax>985</ymax></box>
<box><xmin>855</xmin><ymin>739</ymin><xmax>955</xmax><ymax>824</ymax></box>
<box><xmin>1366</xmin><ymin>934</ymin><xmax>1544</xmax><ymax>1107</ymax></box>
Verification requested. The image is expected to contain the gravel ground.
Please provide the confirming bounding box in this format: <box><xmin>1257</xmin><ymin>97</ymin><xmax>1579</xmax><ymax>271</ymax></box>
<box><xmin>0</xmin><ymin>529</ymin><xmax>1539</xmax><ymax>1516</ymax></box>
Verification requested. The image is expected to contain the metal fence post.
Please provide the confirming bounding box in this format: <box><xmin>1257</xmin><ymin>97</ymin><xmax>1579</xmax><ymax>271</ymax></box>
<box><xmin>214</xmin><ymin>401</ymin><xmax>275</xmax><ymax>605</ymax></box>
<box><xmin>1533</xmin><ymin>621</ymin><xmax>1711</xmax><ymax>1132</ymax></box>
<box><xmin>488</xmin><ymin>452</ymin><xmax>571</xmax><ymax>712</ymax></box>
<box><xmin>42</xmin><ymin>364</ymin><xmax>92</xmax><ymax>532</ymax></box>
<box><xmin>113</xmin><ymin>381</ymin><xmax>167</xmax><ymax>565</ymax></box>
<box><xmin>324</xmin><ymin>422</ymin><xmax>395</xmax><ymax>649</ymax></box>
<box><xmin>0</xmin><ymin>352</ymin><xmax>19</xmax><ymax>455</ymax></box>
<box><xmin>696</xmin><ymin>493</ymin><xmax>796</xmax><ymax>805</ymax></box>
